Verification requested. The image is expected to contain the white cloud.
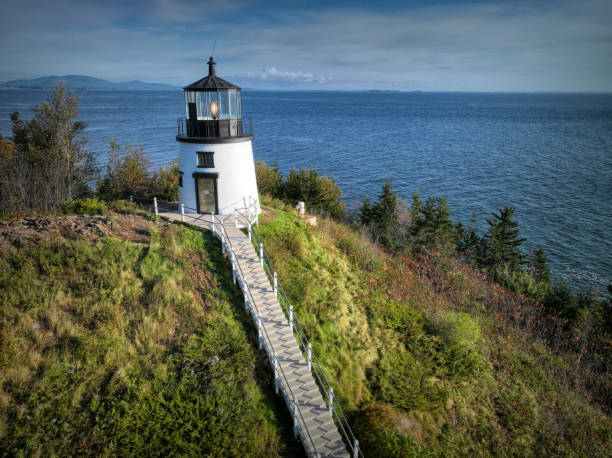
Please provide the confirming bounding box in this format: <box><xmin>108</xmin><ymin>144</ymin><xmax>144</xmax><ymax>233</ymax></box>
<box><xmin>248</xmin><ymin>67</ymin><xmax>332</xmax><ymax>84</ymax></box>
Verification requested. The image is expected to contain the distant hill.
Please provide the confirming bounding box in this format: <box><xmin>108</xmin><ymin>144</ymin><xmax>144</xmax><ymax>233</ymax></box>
<box><xmin>0</xmin><ymin>75</ymin><xmax>179</xmax><ymax>91</ymax></box>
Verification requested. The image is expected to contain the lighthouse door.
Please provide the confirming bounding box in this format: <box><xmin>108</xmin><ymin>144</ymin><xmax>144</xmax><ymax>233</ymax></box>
<box><xmin>195</xmin><ymin>176</ymin><xmax>218</xmax><ymax>214</ymax></box>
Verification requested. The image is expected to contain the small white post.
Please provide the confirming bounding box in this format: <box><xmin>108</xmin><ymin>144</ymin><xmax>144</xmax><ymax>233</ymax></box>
<box><xmin>257</xmin><ymin>315</ymin><xmax>262</xmax><ymax>349</ymax></box>
<box><xmin>329</xmin><ymin>387</ymin><xmax>334</xmax><ymax>416</ymax></box>
<box><xmin>234</xmin><ymin>208</ymin><xmax>238</xmax><ymax>227</ymax></box>
<box><xmin>180</xmin><ymin>203</ymin><xmax>185</xmax><ymax>222</ymax></box>
<box><xmin>289</xmin><ymin>305</ymin><xmax>293</xmax><ymax>333</ymax></box>
<box><xmin>129</xmin><ymin>195</ymin><xmax>133</xmax><ymax>202</ymax></box>
<box><xmin>293</xmin><ymin>397</ymin><xmax>299</xmax><ymax>438</ymax></box>
<box><xmin>273</xmin><ymin>272</ymin><xmax>278</xmax><ymax>297</ymax></box>
<box><xmin>212</xmin><ymin>213</ymin><xmax>215</xmax><ymax>235</ymax></box>
<box><xmin>153</xmin><ymin>197</ymin><xmax>158</xmax><ymax>216</ymax></box>
<box><xmin>244</xmin><ymin>289</ymin><xmax>249</xmax><ymax>311</ymax></box>
<box><xmin>353</xmin><ymin>439</ymin><xmax>359</xmax><ymax>458</ymax></box>
<box><xmin>248</xmin><ymin>221</ymin><xmax>252</xmax><ymax>242</ymax></box>
<box><xmin>274</xmin><ymin>352</ymin><xmax>279</xmax><ymax>394</ymax></box>
<box><xmin>232</xmin><ymin>253</ymin><xmax>237</xmax><ymax>285</ymax></box>
<box><xmin>307</xmin><ymin>342</ymin><xmax>312</xmax><ymax>371</ymax></box>
<box><xmin>259</xmin><ymin>243</ymin><xmax>264</xmax><ymax>267</ymax></box>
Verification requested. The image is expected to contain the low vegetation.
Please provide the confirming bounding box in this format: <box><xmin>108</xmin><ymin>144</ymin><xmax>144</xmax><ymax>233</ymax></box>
<box><xmin>0</xmin><ymin>206</ymin><xmax>301</xmax><ymax>456</ymax></box>
<box><xmin>255</xmin><ymin>195</ymin><xmax>611</xmax><ymax>457</ymax></box>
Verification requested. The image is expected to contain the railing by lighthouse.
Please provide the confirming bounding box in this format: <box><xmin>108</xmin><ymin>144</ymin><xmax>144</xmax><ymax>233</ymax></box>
<box><xmin>177</xmin><ymin>117</ymin><xmax>253</xmax><ymax>139</ymax></box>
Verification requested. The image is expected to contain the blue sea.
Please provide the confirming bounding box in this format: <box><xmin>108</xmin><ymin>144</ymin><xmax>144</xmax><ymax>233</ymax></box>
<box><xmin>1</xmin><ymin>89</ymin><xmax>611</xmax><ymax>293</ymax></box>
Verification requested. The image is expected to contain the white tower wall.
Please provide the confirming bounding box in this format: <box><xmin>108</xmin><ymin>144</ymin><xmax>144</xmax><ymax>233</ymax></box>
<box><xmin>178</xmin><ymin>140</ymin><xmax>260</xmax><ymax>215</ymax></box>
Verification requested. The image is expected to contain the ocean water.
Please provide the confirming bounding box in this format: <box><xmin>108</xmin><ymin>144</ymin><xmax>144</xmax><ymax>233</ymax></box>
<box><xmin>1</xmin><ymin>89</ymin><xmax>611</xmax><ymax>293</ymax></box>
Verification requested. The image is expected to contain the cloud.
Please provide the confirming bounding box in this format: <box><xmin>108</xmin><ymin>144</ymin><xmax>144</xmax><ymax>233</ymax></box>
<box><xmin>247</xmin><ymin>67</ymin><xmax>332</xmax><ymax>84</ymax></box>
<box><xmin>0</xmin><ymin>0</ymin><xmax>611</xmax><ymax>91</ymax></box>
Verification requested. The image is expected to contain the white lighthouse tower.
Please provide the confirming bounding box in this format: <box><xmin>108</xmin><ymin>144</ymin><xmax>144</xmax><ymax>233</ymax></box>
<box><xmin>177</xmin><ymin>57</ymin><xmax>259</xmax><ymax>215</ymax></box>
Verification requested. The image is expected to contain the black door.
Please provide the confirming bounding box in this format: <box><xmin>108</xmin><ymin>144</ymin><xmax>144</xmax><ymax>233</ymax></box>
<box><xmin>195</xmin><ymin>176</ymin><xmax>217</xmax><ymax>214</ymax></box>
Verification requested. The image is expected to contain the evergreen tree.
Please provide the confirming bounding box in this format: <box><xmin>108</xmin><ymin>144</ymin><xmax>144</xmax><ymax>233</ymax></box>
<box><xmin>375</xmin><ymin>179</ymin><xmax>397</xmax><ymax>234</ymax></box>
<box><xmin>360</xmin><ymin>196</ymin><xmax>374</xmax><ymax>226</ymax></box>
<box><xmin>420</xmin><ymin>195</ymin><xmax>436</xmax><ymax>232</ymax></box>
<box><xmin>482</xmin><ymin>205</ymin><xmax>526</xmax><ymax>272</ymax></box>
<box><xmin>458</xmin><ymin>212</ymin><xmax>481</xmax><ymax>256</ymax></box>
<box><xmin>359</xmin><ymin>179</ymin><xmax>398</xmax><ymax>248</ymax></box>
<box><xmin>411</xmin><ymin>189</ymin><xmax>424</xmax><ymax>229</ymax></box>
<box><xmin>434</xmin><ymin>197</ymin><xmax>453</xmax><ymax>235</ymax></box>
<box><xmin>529</xmin><ymin>247</ymin><xmax>551</xmax><ymax>284</ymax></box>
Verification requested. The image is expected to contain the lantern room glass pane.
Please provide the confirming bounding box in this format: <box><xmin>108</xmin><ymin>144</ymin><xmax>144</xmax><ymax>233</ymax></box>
<box><xmin>185</xmin><ymin>91</ymin><xmax>196</xmax><ymax>118</ymax></box>
<box><xmin>184</xmin><ymin>89</ymin><xmax>242</xmax><ymax>121</ymax></box>
<box><xmin>219</xmin><ymin>90</ymin><xmax>229</xmax><ymax>119</ymax></box>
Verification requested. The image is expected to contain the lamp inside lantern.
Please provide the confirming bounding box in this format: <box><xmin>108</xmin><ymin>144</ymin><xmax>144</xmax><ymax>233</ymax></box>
<box><xmin>210</xmin><ymin>100</ymin><xmax>219</xmax><ymax>119</ymax></box>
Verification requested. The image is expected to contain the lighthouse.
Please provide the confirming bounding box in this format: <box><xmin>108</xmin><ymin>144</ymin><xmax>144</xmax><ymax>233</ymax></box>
<box><xmin>177</xmin><ymin>57</ymin><xmax>259</xmax><ymax>215</ymax></box>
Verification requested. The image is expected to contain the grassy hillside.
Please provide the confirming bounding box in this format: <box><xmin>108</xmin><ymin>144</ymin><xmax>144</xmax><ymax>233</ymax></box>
<box><xmin>255</xmin><ymin>198</ymin><xmax>611</xmax><ymax>457</ymax></box>
<box><xmin>0</xmin><ymin>209</ymin><xmax>301</xmax><ymax>456</ymax></box>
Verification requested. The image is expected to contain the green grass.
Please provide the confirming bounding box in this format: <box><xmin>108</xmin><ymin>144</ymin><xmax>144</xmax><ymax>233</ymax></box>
<box><xmin>255</xmin><ymin>199</ymin><xmax>612</xmax><ymax>457</ymax></box>
<box><xmin>0</xmin><ymin>216</ymin><xmax>301</xmax><ymax>456</ymax></box>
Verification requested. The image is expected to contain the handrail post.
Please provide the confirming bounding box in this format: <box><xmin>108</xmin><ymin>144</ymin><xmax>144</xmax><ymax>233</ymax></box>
<box><xmin>293</xmin><ymin>397</ymin><xmax>299</xmax><ymax>438</ymax></box>
<box><xmin>248</xmin><ymin>221</ymin><xmax>251</xmax><ymax>242</ymax></box>
<box><xmin>329</xmin><ymin>387</ymin><xmax>334</xmax><ymax>416</ymax></box>
<box><xmin>212</xmin><ymin>213</ymin><xmax>215</xmax><ymax>236</ymax></box>
<box><xmin>353</xmin><ymin>439</ymin><xmax>359</xmax><ymax>458</ymax></box>
<box><xmin>259</xmin><ymin>243</ymin><xmax>263</xmax><ymax>267</ymax></box>
<box><xmin>153</xmin><ymin>197</ymin><xmax>158</xmax><ymax>216</ymax></box>
<box><xmin>180</xmin><ymin>203</ymin><xmax>185</xmax><ymax>222</ymax></box>
<box><xmin>307</xmin><ymin>342</ymin><xmax>312</xmax><ymax>372</ymax></box>
<box><xmin>244</xmin><ymin>288</ymin><xmax>249</xmax><ymax>311</ymax></box>
<box><xmin>273</xmin><ymin>272</ymin><xmax>278</xmax><ymax>297</ymax></box>
<box><xmin>232</xmin><ymin>252</ymin><xmax>237</xmax><ymax>285</ymax></box>
<box><xmin>274</xmin><ymin>352</ymin><xmax>279</xmax><ymax>394</ymax></box>
<box><xmin>234</xmin><ymin>208</ymin><xmax>238</xmax><ymax>227</ymax></box>
<box><xmin>289</xmin><ymin>305</ymin><xmax>293</xmax><ymax>333</ymax></box>
<box><xmin>257</xmin><ymin>315</ymin><xmax>262</xmax><ymax>349</ymax></box>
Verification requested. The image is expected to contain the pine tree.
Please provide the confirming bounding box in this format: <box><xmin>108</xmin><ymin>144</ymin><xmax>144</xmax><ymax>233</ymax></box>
<box><xmin>483</xmin><ymin>205</ymin><xmax>526</xmax><ymax>272</ymax></box>
<box><xmin>376</xmin><ymin>179</ymin><xmax>397</xmax><ymax>231</ymax></box>
<box><xmin>360</xmin><ymin>196</ymin><xmax>374</xmax><ymax>226</ymax></box>
<box><xmin>411</xmin><ymin>189</ymin><xmax>424</xmax><ymax>229</ymax></box>
<box><xmin>530</xmin><ymin>247</ymin><xmax>551</xmax><ymax>284</ymax></box>
<box><xmin>458</xmin><ymin>212</ymin><xmax>481</xmax><ymax>257</ymax></box>
<box><xmin>434</xmin><ymin>197</ymin><xmax>453</xmax><ymax>235</ymax></box>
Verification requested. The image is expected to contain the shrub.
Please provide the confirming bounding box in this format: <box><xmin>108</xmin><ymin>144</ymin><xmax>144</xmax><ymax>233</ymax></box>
<box><xmin>255</xmin><ymin>160</ymin><xmax>282</xmax><ymax>196</ymax></box>
<box><xmin>354</xmin><ymin>404</ymin><xmax>429</xmax><ymax>457</ymax></box>
<box><xmin>427</xmin><ymin>311</ymin><xmax>481</xmax><ymax>348</ymax></box>
<box><xmin>255</xmin><ymin>161</ymin><xmax>345</xmax><ymax>219</ymax></box>
<box><xmin>97</xmin><ymin>140</ymin><xmax>178</xmax><ymax>201</ymax></box>
<box><xmin>62</xmin><ymin>197</ymin><xmax>107</xmax><ymax>215</ymax></box>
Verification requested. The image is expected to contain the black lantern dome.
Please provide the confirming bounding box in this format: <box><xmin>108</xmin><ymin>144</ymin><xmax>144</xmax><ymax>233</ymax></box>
<box><xmin>177</xmin><ymin>57</ymin><xmax>252</xmax><ymax>142</ymax></box>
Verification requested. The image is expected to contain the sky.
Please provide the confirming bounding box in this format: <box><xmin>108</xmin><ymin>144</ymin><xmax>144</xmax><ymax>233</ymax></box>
<box><xmin>0</xmin><ymin>0</ymin><xmax>611</xmax><ymax>92</ymax></box>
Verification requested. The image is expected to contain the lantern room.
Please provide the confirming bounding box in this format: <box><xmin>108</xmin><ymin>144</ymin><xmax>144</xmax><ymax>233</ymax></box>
<box><xmin>179</xmin><ymin>57</ymin><xmax>251</xmax><ymax>139</ymax></box>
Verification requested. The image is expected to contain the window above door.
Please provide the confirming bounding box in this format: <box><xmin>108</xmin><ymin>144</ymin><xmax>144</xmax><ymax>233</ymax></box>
<box><xmin>197</xmin><ymin>151</ymin><xmax>214</xmax><ymax>168</ymax></box>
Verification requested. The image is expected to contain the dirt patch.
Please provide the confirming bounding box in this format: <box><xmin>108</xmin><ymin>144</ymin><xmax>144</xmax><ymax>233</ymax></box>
<box><xmin>0</xmin><ymin>213</ymin><xmax>173</xmax><ymax>252</ymax></box>
<box><xmin>259</xmin><ymin>206</ymin><xmax>278</xmax><ymax>224</ymax></box>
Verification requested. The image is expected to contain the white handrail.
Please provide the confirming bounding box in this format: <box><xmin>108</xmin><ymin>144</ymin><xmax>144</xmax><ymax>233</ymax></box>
<box><xmin>212</xmin><ymin>213</ymin><xmax>323</xmax><ymax>457</ymax></box>
<box><xmin>137</xmin><ymin>195</ymin><xmax>362</xmax><ymax>458</ymax></box>
<box><xmin>238</xmin><ymin>199</ymin><xmax>363</xmax><ymax>458</ymax></box>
